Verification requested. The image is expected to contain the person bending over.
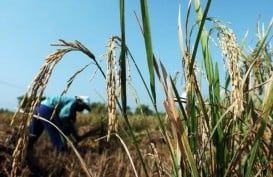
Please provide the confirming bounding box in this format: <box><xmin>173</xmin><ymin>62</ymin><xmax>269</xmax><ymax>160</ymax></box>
<box><xmin>27</xmin><ymin>95</ymin><xmax>90</xmax><ymax>152</ymax></box>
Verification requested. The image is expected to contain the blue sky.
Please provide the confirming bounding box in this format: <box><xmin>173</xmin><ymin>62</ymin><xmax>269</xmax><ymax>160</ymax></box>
<box><xmin>0</xmin><ymin>0</ymin><xmax>272</xmax><ymax>112</ymax></box>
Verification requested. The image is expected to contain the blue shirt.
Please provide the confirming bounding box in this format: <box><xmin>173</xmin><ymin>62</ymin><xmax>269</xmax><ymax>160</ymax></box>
<box><xmin>41</xmin><ymin>96</ymin><xmax>77</xmax><ymax>119</ymax></box>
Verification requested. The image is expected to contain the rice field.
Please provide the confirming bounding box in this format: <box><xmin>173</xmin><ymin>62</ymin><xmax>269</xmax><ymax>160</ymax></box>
<box><xmin>2</xmin><ymin>0</ymin><xmax>273</xmax><ymax>177</ymax></box>
<box><xmin>1</xmin><ymin>111</ymin><xmax>171</xmax><ymax>177</ymax></box>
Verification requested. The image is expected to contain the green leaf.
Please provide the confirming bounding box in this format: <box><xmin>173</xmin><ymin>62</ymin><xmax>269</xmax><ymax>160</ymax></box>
<box><xmin>140</xmin><ymin>0</ymin><xmax>156</xmax><ymax>104</ymax></box>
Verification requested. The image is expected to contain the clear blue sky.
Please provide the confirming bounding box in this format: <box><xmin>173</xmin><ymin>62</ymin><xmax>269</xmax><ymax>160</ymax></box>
<box><xmin>0</xmin><ymin>1</ymin><xmax>272</xmax><ymax>112</ymax></box>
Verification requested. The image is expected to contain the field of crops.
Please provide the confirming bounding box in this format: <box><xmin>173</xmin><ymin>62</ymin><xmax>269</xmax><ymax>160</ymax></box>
<box><xmin>1</xmin><ymin>0</ymin><xmax>273</xmax><ymax>177</ymax></box>
<box><xmin>0</xmin><ymin>111</ymin><xmax>171</xmax><ymax>177</ymax></box>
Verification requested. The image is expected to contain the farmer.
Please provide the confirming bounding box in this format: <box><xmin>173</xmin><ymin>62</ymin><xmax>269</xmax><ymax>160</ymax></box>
<box><xmin>27</xmin><ymin>95</ymin><xmax>91</xmax><ymax>152</ymax></box>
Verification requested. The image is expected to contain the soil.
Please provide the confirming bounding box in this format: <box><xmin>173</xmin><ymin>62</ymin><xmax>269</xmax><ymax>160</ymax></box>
<box><xmin>0</xmin><ymin>113</ymin><xmax>171</xmax><ymax>177</ymax></box>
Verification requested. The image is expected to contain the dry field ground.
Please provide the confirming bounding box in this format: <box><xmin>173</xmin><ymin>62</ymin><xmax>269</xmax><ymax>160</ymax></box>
<box><xmin>0</xmin><ymin>111</ymin><xmax>171</xmax><ymax>177</ymax></box>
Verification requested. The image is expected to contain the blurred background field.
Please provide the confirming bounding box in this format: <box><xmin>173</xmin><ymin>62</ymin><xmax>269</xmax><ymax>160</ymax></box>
<box><xmin>0</xmin><ymin>108</ymin><xmax>170</xmax><ymax>177</ymax></box>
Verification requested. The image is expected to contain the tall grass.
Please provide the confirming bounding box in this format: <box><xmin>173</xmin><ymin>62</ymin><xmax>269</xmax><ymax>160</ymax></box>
<box><xmin>9</xmin><ymin>0</ymin><xmax>273</xmax><ymax>177</ymax></box>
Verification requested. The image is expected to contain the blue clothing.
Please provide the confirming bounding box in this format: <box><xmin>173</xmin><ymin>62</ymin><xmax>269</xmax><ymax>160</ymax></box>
<box><xmin>28</xmin><ymin>104</ymin><xmax>67</xmax><ymax>151</ymax></box>
<box><xmin>41</xmin><ymin>96</ymin><xmax>77</xmax><ymax>119</ymax></box>
<box><xmin>28</xmin><ymin>96</ymin><xmax>87</xmax><ymax>152</ymax></box>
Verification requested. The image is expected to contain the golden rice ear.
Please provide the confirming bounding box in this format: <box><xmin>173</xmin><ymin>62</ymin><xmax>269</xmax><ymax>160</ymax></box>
<box><xmin>106</xmin><ymin>36</ymin><xmax>121</xmax><ymax>141</ymax></box>
<box><xmin>219</xmin><ymin>27</ymin><xmax>243</xmax><ymax>119</ymax></box>
<box><xmin>10</xmin><ymin>39</ymin><xmax>96</xmax><ymax>177</ymax></box>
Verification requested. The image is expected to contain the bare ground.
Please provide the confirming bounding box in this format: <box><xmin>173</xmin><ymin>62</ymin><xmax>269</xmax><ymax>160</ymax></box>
<box><xmin>0</xmin><ymin>113</ymin><xmax>172</xmax><ymax>177</ymax></box>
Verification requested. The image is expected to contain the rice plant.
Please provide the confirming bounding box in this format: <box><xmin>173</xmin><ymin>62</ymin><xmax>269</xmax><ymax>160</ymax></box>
<box><xmin>9</xmin><ymin>0</ymin><xmax>273</xmax><ymax>176</ymax></box>
<box><xmin>139</xmin><ymin>0</ymin><xmax>273</xmax><ymax>176</ymax></box>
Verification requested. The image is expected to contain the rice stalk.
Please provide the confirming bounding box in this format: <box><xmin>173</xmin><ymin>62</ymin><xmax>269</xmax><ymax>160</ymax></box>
<box><xmin>32</xmin><ymin>114</ymin><xmax>93</xmax><ymax>177</ymax></box>
<box><xmin>114</xmin><ymin>133</ymin><xmax>139</xmax><ymax>177</ymax></box>
<box><xmin>190</xmin><ymin>0</ymin><xmax>211</xmax><ymax>75</ymax></box>
<box><xmin>245</xmin><ymin>70</ymin><xmax>273</xmax><ymax>176</ymax></box>
<box><xmin>222</xmin><ymin>19</ymin><xmax>273</xmax><ymax>177</ymax></box>
<box><xmin>134</xmin><ymin>9</ymin><xmax>183</xmax><ymax>176</ymax></box>
<box><xmin>10</xmin><ymin>40</ymin><xmax>98</xmax><ymax>177</ymax></box>
<box><xmin>148</xmin><ymin>142</ymin><xmax>164</xmax><ymax>177</ymax></box>
<box><xmin>94</xmin><ymin>133</ymin><xmax>139</xmax><ymax>177</ymax></box>
<box><xmin>104</xmin><ymin>30</ymin><xmax>154</xmax><ymax>177</ymax></box>
<box><xmin>8</xmin><ymin>1</ymin><xmax>273</xmax><ymax>176</ymax></box>
<box><xmin>140</xmin><ymin>0</ymin><xmax>156</xmax><ymax>104</ymax></box>
<box><xmin>134</xmin><ymin>3</ymin><xmax>181</xmax><ymax>176</ymax></box>
<box><xmin>106</xmin><ymin>36</ymin><xmax>120</xmax><ymax>141</ymax></box>
<box><xmin>119</xmin><ymin>0</ymin><xmax>127</xmax><ymax>116</ymax></box>
<box><xmin>155</xmin><ymin>59</ymin><xmax>198</xmax><ymax>177</ymax></box>
<box><xmin>50</xmin><ymin>64</ymin><xmax>90</xmax><ymax>121</ymax></box>
<box><xmin>178</xmin><ymin>0</ymin><xmax>192</xmax><ymax>85</ymax></box>
<box><xmin>218</xmin><ymin>27</ymin><xmax>243</xmax><ymax>118</ymax></box>
<box><xmin>118</xmin><ymin>11</ymin><xmax>142</xmax><ymax>173</ymax></box>
<box><xmin>127</xmin><ymin>13</ymin><xmax>156</xmax><ymax>108</ymax></box>
<box><xmin>178</xmin><ymin>4</ymin><xmax>209</xmax><ymax>174</ymax></box>
<box><xmin>187</xmin><ymin>4</ymin><xmax>213</xmax><ymax>168</ymax></box>
<box><xmin>10</xmin><ymin>49</ymin><xmax>66</xmax><ymax>176</ymax></box>
<box><xmin>251</xmin><ymin>19</ymin><xmax>273</xmax><ymax>96</ymax></box>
